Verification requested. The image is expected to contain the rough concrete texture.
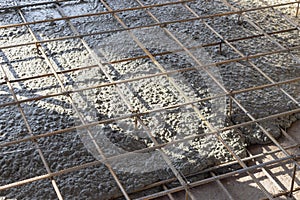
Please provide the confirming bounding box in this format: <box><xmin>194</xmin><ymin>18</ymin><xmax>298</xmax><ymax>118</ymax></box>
<box><xmin>161</xmin><ymin>121</ymin><xmax>300</xmax><ymax>200</ymax></box>
<box><xmin>0</xmin><ymin>0</ymin><xmax>299</xmax><ymax>199</ymax></box>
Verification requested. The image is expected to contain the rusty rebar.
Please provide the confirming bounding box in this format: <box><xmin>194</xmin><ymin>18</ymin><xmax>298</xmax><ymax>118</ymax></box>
<box><xmin>1</xmin><ymin>1</ymin><xmax>300</xmax><ymax>199</ymax></box>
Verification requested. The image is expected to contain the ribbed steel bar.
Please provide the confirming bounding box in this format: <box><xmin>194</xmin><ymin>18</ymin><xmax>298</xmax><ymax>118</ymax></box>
<box><xmin>202</xmin><ymin>0</ymin><xmax>300</xmax><ymax>197</ymax></box>
<box><xmin>218</xmin><ymin>2</ymin><xmax>299</xmax><ymax>105</ymax></box>
<box><xmin>1</xmin><ymin>5</ymin><xmax>300</xmax><ymax>50</ymax></box>
<box><xmin>0</xmin><ymin>34</ymin><xmax>299</xmax><ymax>88</ymax></box>
<box><xmin>2</xmin><ymin>138</ymin><xmax>298</xmax><ymax>200</ymax></box>
<box><xmin>210</xmin><ymin>171</ymin><xmax>235</xmax><ymax>200</ymax></box>
<box><xmin>15</xmin><ymin>3</ymin><xmax>131</xmax><ymax>199</ymax></box>
<box><xmin>134</xmin><ymin>154</ymin><xmax>300</xmax><ymax>200</ymax></box>
<box><xmin>260</xmin><ymin>186</ymin><xmax>300</xmax><ymax>200</ymax></box>
<box><xmin>0</xmin><ymin>58</ymin><xmax>64</xmax><ymax>200</ymax></box>
<box><xmin>0</xmin><ymin>0</ymin><xmax>194</xmax><ymax>29</ymax></box>
<box><xmin>1</xmin><ymin>91</ymin><xmax>300</xmax><ymax>151</ymax></box>
<box><xmin>0</xmin><ymin>26</ymin><xmax>296</xmax><ymax>86</ymax></box>
<box><xmin>162</xmin><ymin>185</ymin><xmax>176</xmax><ymax>200</ymax></box>
<box><xmin>102</xmin><ymin>0</ymin><xmax>274</xmax><ymax>198</ymax></box>
<box><xmin>217</xmin><ymin>0</ymin><xmax>300</xmax><ymax>166</ymax></box>
<box><xmin>184</xmin><ymin>2</ymin><xmax>300</xmax><ymax>199</ymax></box>
<box><xmin>280</xmin><ymin>128</ymin><xmax>300</xmax><ymax>197</ymax></box>
<box><xmin>229</xmin><ymin>0</ymin><xmax>300</xmax><ymax>68</ymax></box>
<box><xmin>1</xmin><ymin>52</ymin><xmax>300</xmax><ymax>112</ymax></box>
<box><xmin>1</xmin><ymin>1</ymin><xmax>300</xmax><ymax>199</ymax></box>
<box><xmin>0</xmin><ymin>0</ymin><xmax>70</xmax><ymax>11</ymax></box>
<box><xmin>1</xmin><ymin>146</ymin><xmax>298</xmax><ymax>196</ymax></box>
<box><xmin>54</xmin><ymin>1</ymin><xmax>200</xmax><ymax>199</ymax></box>
<box><xmin>0</xmin><ymin>3</ymin><xmax>64</xmax><ymax>199</ymax></box>
<box><xmin>93</xmin><ymin>1</ymin><xmax>196</xmax><ymax>198</ymax></box>
<box><xmin>1</xmin><ymin>0</ymin><xmax>299</xmax><ymax>30</ymax></box>
<box><xmin>259</xmin><ymin>0</ymin><xmax>300</xmax><ymax>32</ymax></box>
<box><xmin>135</xmin><ymin>1</ymin><xmax>284</xmax><ymax>199</ymax></box>
<box><xmin>184</xmin><ymin>0</ymin><xmax>300</xmax><ymax>158</ymax></box>
<box><xmin>112</xmin><ymin>141</ymin><xmax>300</xmax><ymax>199</ymax></box>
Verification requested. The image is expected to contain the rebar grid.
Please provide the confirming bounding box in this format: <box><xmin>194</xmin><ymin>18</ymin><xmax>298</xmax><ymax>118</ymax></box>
<box><xmin>0</xmin><ymin>0</ymin><xmax>300</xmax><ymax>200</ymax></box>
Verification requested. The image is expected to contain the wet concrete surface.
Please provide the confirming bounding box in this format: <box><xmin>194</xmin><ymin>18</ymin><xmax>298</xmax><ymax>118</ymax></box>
<box><xmin>0</xmin><ymin>0</ymin><xmax>299</xmax><ymax>199</ymax></box>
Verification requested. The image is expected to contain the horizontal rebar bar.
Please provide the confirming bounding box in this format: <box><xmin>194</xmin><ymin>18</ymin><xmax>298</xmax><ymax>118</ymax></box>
<box><xmin>1</xmin><ymin>2</ymin><xmax>299</xmax><ymax>51</ymax></box>
<box><xmin>1</xmin><ymin>0</ymin><xmax>299</xmax><ymax>30</ymax></box>
<box><xmin>0</xmin><ymin>27</ymin><xmax>297</xmax><ymax>85</ymax></box>
<box><xmin>0</xmin><ymin>145</ymin><xmax>298</xmax><ymax>193</ymax></box>
<box><xmin>260</xmin><ymin>186</ymin><xmax>300</xmax><ymax>200</ymax></box>
<box><xmin>205</xmin><ymin>1</ymin><xmax>300</xmax><ymax>198</ymax></box>
<box><xmin>111</xmin><ymin>143</ymin><xmax>300</xmax><ymax>199</ymax></box>
<box><xmin>135</xmin><ymin>155</ymin><xmax>300</xmax><ymax>200</ymax></box>
<box><xmin>1</xmin><ymin>44</ymin><xmax>300</xmax><ymax>109</ymax></box>
<box><xmin>1</xmin><ymin>1</ymin><xmax>300</xmax><ymax>199</ymax></box>
<box><xmin>0</xmin><ymin>0</ymin><xmax>70</xmax><ymax>11</ymax></box>
<box><xmin>1</xmin><ymin>103</ymin><xmax>299</xmax><ymax>163</ymax></box>
<box><xmin>0</xmin><ymin>0</ymin><xmax>194</xmax><ymax>29</ymax></box>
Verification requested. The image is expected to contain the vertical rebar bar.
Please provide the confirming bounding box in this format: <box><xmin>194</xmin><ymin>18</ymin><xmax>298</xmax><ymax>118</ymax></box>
<box><xmin>185</xmin><ymin>190</ymin><xmax>189</xmax><ymax>200</ymax></box>
<box><xmin>289</xmin><ymin>163</ymin><xmax>297</xmax><ymax>197</ymax></box>
<box><xmin>1</xmin><ymin>1</ymin><xmax>300</xmax><ymax>199</ymax></box>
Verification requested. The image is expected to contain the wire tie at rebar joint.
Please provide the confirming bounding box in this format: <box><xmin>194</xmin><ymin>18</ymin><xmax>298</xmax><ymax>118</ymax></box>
<box><xmin>35</xmin><ymin>42</ymin><xmax>42</xmax><ymax>55</ymax></box>
<box><xmin>30</xmin><ymin>137</ymin><xmax>38</xmax><ymax>144</ymax></box>
<box><xmin>159</xmin><ymin>23</ymin><xmax>167</xmax><ymax>28</ymax></box>
<box><xmin>130</xmin><ymin>109</ymin><xmax>139</xmax><ymax>129</ymax></box>
<box><xmin>63</xmin><ymin>91</ymin><xmax>71</xmax><ymax>97</ymax></box>
<box><xmin>245</xmin><ymin>53</ymin><xmax>250</xmax><ymax>62</ymax></box>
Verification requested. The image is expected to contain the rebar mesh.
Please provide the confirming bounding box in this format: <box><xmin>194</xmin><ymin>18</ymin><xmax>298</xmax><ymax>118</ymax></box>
<box><xmin>0</xmin><ymin>0</ymin><xmax>300</xmax><ymax>199</ymax></box>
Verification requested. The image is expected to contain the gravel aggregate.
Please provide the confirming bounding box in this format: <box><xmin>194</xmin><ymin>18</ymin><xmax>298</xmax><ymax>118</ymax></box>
<box><xmin>0</xmin><ymin>0</ymin><xmax>299</xmax><ymax>199</ymax></box>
